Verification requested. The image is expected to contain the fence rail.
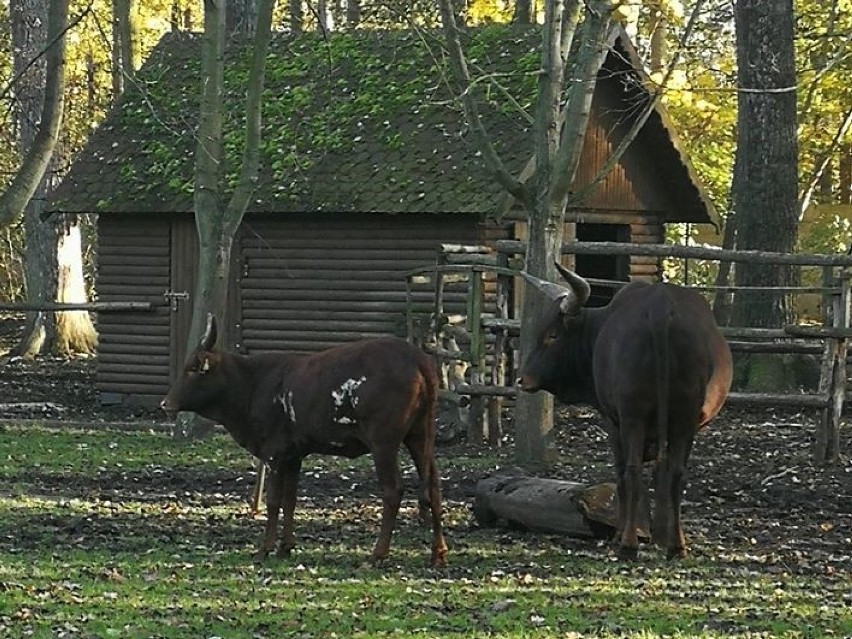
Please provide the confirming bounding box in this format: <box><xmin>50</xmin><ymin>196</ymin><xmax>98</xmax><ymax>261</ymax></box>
<box><xmin>407</xmin><ymin>241</ymin><xmax>849</xmax><ymax>464</ymax></box>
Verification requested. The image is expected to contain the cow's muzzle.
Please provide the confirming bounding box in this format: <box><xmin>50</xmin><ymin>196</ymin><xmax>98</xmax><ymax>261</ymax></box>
<box><xmin>516</xmin><ymin>376</ymin><xmax>540</xmax><ymax>393</ymax></box>
<box><xmin>160</xmin><ymin>398</ymin><xmax>179</xmax><ymax>419</ymax></box>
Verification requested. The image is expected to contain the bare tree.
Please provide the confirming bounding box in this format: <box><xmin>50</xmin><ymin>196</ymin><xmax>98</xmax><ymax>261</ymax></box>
<box><xmin>0</xmin><ymin>0</ymin><xmax>66</xmax><ymax>229</ymax></box>
<box><xmin>112</xmin><ymin>0</ymin><xmax>137</xmax><ymax>95</ymax></box>
<box><xmin>174</xmin><ymin>0</ymin><xmax>276</xmax><ymax>437</ymax></box>
<box><xmin>1</xmin><ymin>0</ymin><xmax>96</xmax><ymax>357</ymax></box>
<box><xmin>513</xmin><ymin>0</ymin><xmax>534</xmax><ymax>23</ymax></box>
<box><xmin>346</xmin><ymin>0</ymin><xmax>360</xmax><ymax>27</ymax></box>
<box><xmin>290</xmin><ymin>0</ymin><xmax>304</xmax><ymax>33</ymax></box>
<box><xmin>438</xmin><ymin>0</ymin><xmax>617</xmax><ymax>465</ymax></box>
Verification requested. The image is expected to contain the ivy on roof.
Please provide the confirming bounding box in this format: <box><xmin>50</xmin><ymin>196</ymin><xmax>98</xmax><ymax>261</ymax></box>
<box><xmin>107</xmin><ymin>26</ymin><xmax>540</xmax><ymax>211</ymax></box>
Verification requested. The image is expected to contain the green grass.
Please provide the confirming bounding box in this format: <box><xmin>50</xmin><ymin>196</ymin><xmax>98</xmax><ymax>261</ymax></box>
<box><xmin>0</xmin><ymin>424</ymin><xmax>848</xmax><ymax>638</ymax></box>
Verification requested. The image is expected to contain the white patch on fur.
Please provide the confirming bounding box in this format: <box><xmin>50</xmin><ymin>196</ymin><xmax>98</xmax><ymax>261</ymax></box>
<box><xmin>276</xmin><ymin>389</ymin><xmax>297</xmax><ymax>423</ymax></box>
<box><xmin>335</xmin><ymin>416</ymin><xmax>355</xmax><ymax>425</ymax></box>
<box><xmin>331</xmin><ymin>376</ymin><xmax>366</xmax><ymax>408</ymax></box>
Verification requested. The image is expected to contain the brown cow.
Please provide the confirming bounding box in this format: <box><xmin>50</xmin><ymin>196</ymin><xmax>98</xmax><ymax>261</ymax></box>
<box><xmin>519</xmin><ymin>264</ymin><xmax>732</xmax><ymax>560</ymax></box>
<box><xmin>162</xmin><ymin>314</ymin><xmax>448</xmax><ymax>567</ymax></box>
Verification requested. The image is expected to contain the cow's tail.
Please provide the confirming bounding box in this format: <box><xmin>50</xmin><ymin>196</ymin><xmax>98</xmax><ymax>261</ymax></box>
<box><xmin>650</xmin><ymin>297</ymin><xmax>673</xmax><ymax>463</ymax></box>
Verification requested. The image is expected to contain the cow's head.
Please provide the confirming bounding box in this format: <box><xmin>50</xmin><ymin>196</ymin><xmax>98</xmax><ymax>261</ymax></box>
<box><xmin>161</xmin><ymin>314</ymin><xmax>225</xmax><ymax>418</ymax></box>
<box><xmin>517</xmin><ymin>263</ymin><xmax>592</xmax><ymax>398</ymax></box>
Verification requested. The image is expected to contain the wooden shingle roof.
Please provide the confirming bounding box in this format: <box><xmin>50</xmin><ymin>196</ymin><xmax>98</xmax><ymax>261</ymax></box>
<box><xmin>49</xmin><ymin>26</ymin><xmax>717</xmax><ymax>225</ymax></box>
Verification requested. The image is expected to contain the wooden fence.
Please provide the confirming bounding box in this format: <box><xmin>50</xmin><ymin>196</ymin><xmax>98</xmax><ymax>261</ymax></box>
<box><xmin>406</xmin><ymin>241</ymin><xmax>852</xmax><ymax>463</ymax></box>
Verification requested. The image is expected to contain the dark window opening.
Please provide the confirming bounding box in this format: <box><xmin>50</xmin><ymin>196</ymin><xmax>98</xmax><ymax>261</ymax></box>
<box><xmin>575</xmin><ymin>223</ymin><xmax>630</xmax><ymax>307</ymax></box>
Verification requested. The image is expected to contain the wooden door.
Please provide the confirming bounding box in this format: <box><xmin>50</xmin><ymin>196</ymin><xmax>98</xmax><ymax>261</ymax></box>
<box><xmin>168</xmin><ymin>217</ymin><xmax>198</xmax><ymax>381</ymax></box>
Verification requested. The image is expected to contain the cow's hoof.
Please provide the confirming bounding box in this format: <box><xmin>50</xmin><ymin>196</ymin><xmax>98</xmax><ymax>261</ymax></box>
<box><xmin>667</xmin><ymin>546</ymin><xmax>688</xmax><ymax>560</ymax></box>
<box><xmin>430</xmin><ymin>548</ymin><xmax>448</xmax><ymax>569</ymax></box>
<box><xmin>617</xmin><ymin>545</ymin><xmax>639</xmax><ymax>561</ymax></box>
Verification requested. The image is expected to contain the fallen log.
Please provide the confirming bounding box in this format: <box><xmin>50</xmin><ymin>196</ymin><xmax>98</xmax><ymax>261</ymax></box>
<box><xmin>473</xmin><ymin>472</ymin><xmax>650</xmax><ymax>540</ymax></box>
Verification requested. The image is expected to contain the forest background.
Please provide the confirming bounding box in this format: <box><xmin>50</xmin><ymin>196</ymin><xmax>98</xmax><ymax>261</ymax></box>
<box><xmin>0</xmin><ymin>0</ymin><xmax>850</xmax><ymax>330</ymax></box>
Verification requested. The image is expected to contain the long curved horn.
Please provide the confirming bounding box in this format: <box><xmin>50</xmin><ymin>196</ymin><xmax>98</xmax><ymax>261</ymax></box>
<box><xmin>200</xmin><ymin>313</ymin><xmax>218</xmax><ymax>350</ymax></box>
<box><xmin>520</xmin><ymin>271</ymin><xmax>572</xmax><ymax>302</ymax></box>
<box><xmin>554</xmin><ymin>263</ymin><xmax>591</xmax><ymax>308</ymax></box>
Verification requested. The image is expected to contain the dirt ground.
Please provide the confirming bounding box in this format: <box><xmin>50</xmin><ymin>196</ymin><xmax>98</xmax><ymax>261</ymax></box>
<box><xmin>1</xmin><ymin>312</ymin><xmax>850</xmax><ymax>575</ymax></box>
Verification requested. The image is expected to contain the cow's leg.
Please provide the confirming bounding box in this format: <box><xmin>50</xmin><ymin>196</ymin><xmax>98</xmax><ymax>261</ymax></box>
<box><xmin>652</xmin><ymin>455</ymin><xmax>673</xmax><ymax>551</ymax></box>
<box><xmin>666</xmin><ymin>433</ymin><xmax>695</xmax><ymax>559</ymax></box>
<box><xmin>370</xmin><ymin>446</ymin><xmax>403</xmax><ymax>564</ymax></box>
<box><xmin>405</xmin><ymin>435</ymin><xmax>448</xmax><ymax>568</ymax></box>
<box><xmin>617</xmin><ymin>419</ymin><xmax>646</xmax><ymax>561</ymax></box>
<box><xmin>255</xmin><ymin>459</ymin><xmax>285</xmax><ymax>562</ymax></box>
<box><xmin>275</xmin><ymin>456</ymin><xmax>303</xmax><ymax>558</ymax></box>
<box><xmin>608</xmin><ymin>426</ymin><xmax>627</xmax><ymax>542</ymax></box>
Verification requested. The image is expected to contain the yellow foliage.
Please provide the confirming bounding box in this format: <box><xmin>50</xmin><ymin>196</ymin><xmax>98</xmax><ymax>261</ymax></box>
<box><xmin>467</xmin><ymin>0</ymin><xmax>512</xmax><ymax>23</ymax></box>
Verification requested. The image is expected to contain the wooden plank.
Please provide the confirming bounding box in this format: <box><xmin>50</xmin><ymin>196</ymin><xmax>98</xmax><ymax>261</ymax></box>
<box><xmin>245</xmin><ymin>269</ymin><xmax>415</xmax><ymax>281</ymax></box>
<box><xmin>241</xmin><ymin>329</ymin><xmax>392</xmax><ymax>342</ymax></box>
<box><xmin>240</xmin><ymin>308</ymin><xmax>405</xmax><ymax>322</ymax></box>
<box><xmin>240</xmin><ymin>289</ymin><xmax>406</xmax><ymax>302</ymax></box>
<box><xmin>100</xmin><ymin>333</ymin><xmax>170</xmax><ymax>346</ymax></box>
<box><xmin>94</xmin><ymin>381</ymin><xmax>169</xmax><ymax>394</ymax></box>
<box><xmin>566</xmin><ymin>212</ymin><xmax>659</xmax><ymax>225</ymax></box>
<box><xmin>725</xmin><ymin>392</ymin><xmax>828</xmax><ymax>408</ymax></box>
<box><xmin>98</xmin><ymin>223</ymin><xmax>170</xmax><ymax>239</ymax></box>
<box><xmin>98</xmin><ymin>352</ymin><xmax>171</xmax><ymax>365</ymax></box>
<box><xmin>240</xmin><ymin>319</ymin><xmax>394</xmax><ymax>332</ymax></box>
<box><xmin>97</xmin><ymin>371</ymin><xmax>171</xmax><ymax>384</ymax></box>
<box><xmin>94</xmin><ymin>264</ymin><xmax>169</xmax><ymax>277</ymax></box>
<box><xmin>247</xmin><ymin>257</ymin><xmax>433</xmax><ymax>270</ymax></box>
<box><xmin>95</xmin><ymin>322</ymin><xmax>171</xmax><ymax>336</ymax></box>
<box><xmin>496</xmin><ymin>239</ymin><xmax>852</xmax><ymax>267</ymax></box>
<box><xmin>97</xmin><ymin>286</ymin><xmax>169</xmax><ymax>297</ymax></box>
<box><xmin>98</xmin><ymin>275</ymin><xmax>169</xmax><ymax>286</ymax></box>
<box><xmin>98</xmin><ymin>254</ymin><xmax>171</xmax><ymax>266</ymax></box>
<box><xmin>97</xmin><ymin>362</ymin><xmax>170</xmax><ymax>376</ymax></box>
<box><xmin>98</xmin><ymin>344</ymin><xmax>171</xmax><ymax>356</ymax></box>
<box><xmin>241</xmin><ymin>339</ymin><xmax>367</xmax><ymax>353</ymax></box>
<box><xmin>98</xmin><ymin>246</ymin><xmax>170</xmax><ymax>257</ymax></box>
<box><xmin>241</xmin><ymin>238</ymin><xmax>445</xmax><ymax>251</ymax></box>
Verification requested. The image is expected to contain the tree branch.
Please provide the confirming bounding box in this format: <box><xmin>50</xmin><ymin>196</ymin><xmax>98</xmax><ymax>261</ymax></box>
<box><xmin>566</xmin><ymin>0</ymin><xmax>704</xmax><ymax>206</ymax></box>
<box><xmin>0</xmin><ymin>0</ymin><xmax>70</xmax><ymax>228</ymax></box>
<box><xmin>223</xmin><ymin>0</ymin><xmax>276</xmax><ymax>234</ymax></box>
<box><xmin>436</xmin><ymin>0</ymin><xmax>528</xmax><ymax>205</ymax></box>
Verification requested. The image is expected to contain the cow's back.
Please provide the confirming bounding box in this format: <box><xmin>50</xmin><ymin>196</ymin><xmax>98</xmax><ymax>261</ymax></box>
<box><xmin>277</xmin><ymin>338</ymin><xmax>437</xmax><ymax>453</ymax></box>
<box><xmin>593</xmin><ymin>283</ymin><xmax>732</xmax><ymax>425</ymax></box>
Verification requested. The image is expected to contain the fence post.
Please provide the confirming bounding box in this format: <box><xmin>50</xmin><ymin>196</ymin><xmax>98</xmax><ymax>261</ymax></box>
<box><xmin>466</xmin><ymin>268</ymin><xmax>487</xmax><ymax>443</ymax></box>
<box><xmin>815</xmin><ymin>269</ymin><xmax>849</xmax><ymax>463</ymax></box>
<box><xmin>488</xmin><ymin>255</ymin><xmax>510</xmax><ymax>446</ymax></box>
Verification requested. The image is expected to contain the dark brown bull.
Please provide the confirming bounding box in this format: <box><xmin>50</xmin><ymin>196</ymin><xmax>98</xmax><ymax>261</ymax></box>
<box><xmin>162</xmin><ymin>315</ymin><xmax>448</xmax><ymax>567</ymax></box>
<box><xmin>519</xmin><ymin>264</ymin><xmax>732</xmax><ymax>560</ymax></box>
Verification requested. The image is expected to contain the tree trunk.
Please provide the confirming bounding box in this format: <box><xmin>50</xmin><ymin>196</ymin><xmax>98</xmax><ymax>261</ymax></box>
<box><xmin>512</xmin><ymin>0</ymin><xmax>533</xmax><ymax>24</ymax></box>
<box><xmin>731</xmin><ymin>0</ymin><xmax>799</xmax><ymax>330</ymax></box>
<box><xmin>112</xmin><ymin>0</ymin><xmax>138</xmax><ymax>94</ymax></box>
<box><xmin>515</xmin><ymin>2</ymin><xmax>612</xmax><ymax>468</ymax></box>
<box><xmin>54</xmin><ymin>223</ymin><xmax>97</xmax><ymax>356</ymax></box>
<box><xmin>437</xmin><ymin>0</ymin><xmax>614</xmax><ymax>467</ymax></box>
<box><xmin>290</xmin><ymin>0</ymin><xmax>303</xmax><ymax>34</ymax></box>
<box><xmin>227</xmin><ymin>0</ymin><xmax>257</xmax><ymax>36</ymax></box>
<box><xmin>0</xmin><ymin>0</ymin><xmax>66</xmax><ymax>228</ymax></box>
<box><xmin>175</xmin><ymin>0</ymin><xmax>275</xmax><ymax>439</ymax></box>
<box><xmin>5</xmin><ymin>0</ymin><xmax>95</xmax><ymax>359</ymax></box>
<box><xmin>345</xmin><ymin>0</ymin><xmax>360</xmax><ymax>28</ymax></box>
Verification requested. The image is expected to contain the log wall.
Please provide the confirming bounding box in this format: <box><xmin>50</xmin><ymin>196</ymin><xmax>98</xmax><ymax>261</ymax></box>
<box><xmin>237</xmin><ymin>214</ymin><xmax>493</xmax><ymax>353</ymax></box>
<box><xmin>96</xmin><ymin>218</ymin><xmax>172</xmax><ymax>402</ymax></box>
